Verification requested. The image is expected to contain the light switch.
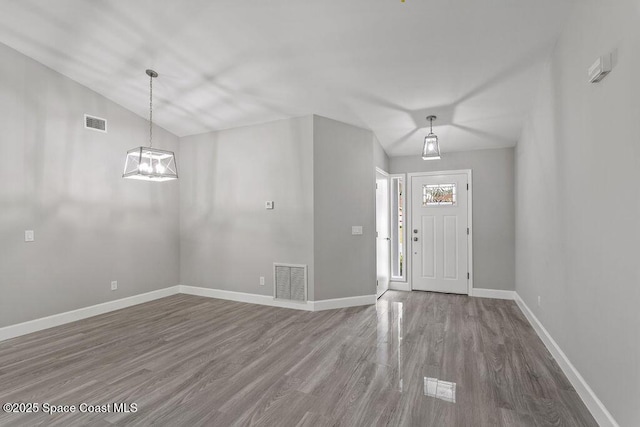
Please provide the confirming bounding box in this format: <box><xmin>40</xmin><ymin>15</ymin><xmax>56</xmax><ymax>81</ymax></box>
<box><xmin>265</xmin><ymin>201</ymin><xmax>274</xmax><ymax>210</ymax></box>
<box><xmin>24</xmin><ymin>230</ymin><xmax>34</xmax><ymax>242</ymax></box>
<box><xmin>352</xmin><ymin>226</ymin><xmax>363</xmax><ymax>235</ymax></box>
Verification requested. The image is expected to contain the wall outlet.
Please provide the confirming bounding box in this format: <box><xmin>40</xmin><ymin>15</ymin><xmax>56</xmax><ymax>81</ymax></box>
<box><xmin>537</xmin><ymin>296</ymin><xmax>541</xmax><ymax>307</ymax></box>
<box><xmin>111</xmin><ymin>281</ymin><xmax>118</xmax><ymax>291</ymax></box>
<box><xmin>259</xmin><ymin>276</ymin><xmax>265</xmax><ymax>286</ymax></box>
<box><xmin>265</xmin><ymin>201</ymin><xmax>274</xmax><ymax>210</ymax></box>
<box><xmin>352</xmin><ymin>226</ymin><xmax>363</xmax><ymax>235</ymax></box>
<box><xmin>24</xmin><ymin>230</ymin><xmax>35</xmax><ymax>242</ymax></box>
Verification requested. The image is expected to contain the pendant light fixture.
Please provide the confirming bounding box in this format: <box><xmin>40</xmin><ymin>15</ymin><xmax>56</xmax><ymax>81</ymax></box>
<box><xmin>123</xmin><ymin>69</ymin><xmax>178</xmax><ymax>181</ymax></box>
<box><xmin>422</xmin><ymin>115</ymin><xmax>441</xmax><ymax>160</ymax></box>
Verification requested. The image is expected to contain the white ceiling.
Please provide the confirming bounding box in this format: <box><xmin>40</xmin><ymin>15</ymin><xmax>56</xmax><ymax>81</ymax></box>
<box><xmin>0</xmin><ymin>0</ymin><xmax>574</xmax><ymax>156</ymax></box>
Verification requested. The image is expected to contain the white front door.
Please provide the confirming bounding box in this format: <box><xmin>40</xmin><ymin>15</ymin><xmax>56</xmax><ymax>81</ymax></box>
<box><xmin>376</xmin><ymin>171</ymin><xmax>390</xmax><ymax>298</ymax></box>
<box><xmin>411</xmin><ymin>173</ymin><xmax>468</xmax><ymax>294</ymax></box>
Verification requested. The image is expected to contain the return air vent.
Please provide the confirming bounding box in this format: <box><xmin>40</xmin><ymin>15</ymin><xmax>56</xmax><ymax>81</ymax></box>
<box><xmin>84</xmin><ymin>114</ymin><xmax>107</xmax><ymax>133</ymax></box>
<box><xmin>274</xmin><ymin>263</ymin><xmax>307</xmax><ymax>302</ymax></box>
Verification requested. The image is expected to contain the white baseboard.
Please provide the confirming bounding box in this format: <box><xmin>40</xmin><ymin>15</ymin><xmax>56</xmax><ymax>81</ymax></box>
<box><xmin>387</xmin><ymin>285</ymin><xmax>516</xmax><ymax>300</ymax></box>
<box><xmin>514</xmin><ymin>293</ymin><xmax>618</xmax><ymax>427</ymax></box>
<box><xmin>179</xmin><ymin>285</ymin><xmax>314</xmax><ymax>311</ymax></box>
<box><xmin>180</xmin><ymin>285</ymin><xmax>375</xmax><ymax>312</ymax></box>
<box><xmin>389</xmin><ymin>281</ymin><xmax>411</xmax><ymax>292</ymax></box>
<box><xmin>471</xmin><ymin>288</ymin><xmax>516</xmax><ymax>300</ymax></box>
<box><xmin>312</xmin><ymin>294</ymin><xmax>377</xmax><ymax>311</ymax></box>
<box><xmin>0</xmin><ymin>285</ymin><xmax>377</xmax><ymax>342</ymax></box>
<box><xmin>0</xmin><ymin>286</ymin><xmax>180</xmax><ymax>342</ymax></box>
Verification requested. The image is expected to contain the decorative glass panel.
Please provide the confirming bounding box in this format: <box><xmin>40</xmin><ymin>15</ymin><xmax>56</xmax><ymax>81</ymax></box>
<box><xmin>423</xmin><ymin>184</ymin><xmax>456</xmax><ymax>206</ymax></box>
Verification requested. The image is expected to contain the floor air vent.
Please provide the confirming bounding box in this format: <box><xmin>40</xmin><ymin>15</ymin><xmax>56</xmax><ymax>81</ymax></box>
<box><xmin>274</xmin><ymin>263</ymin><xmax>307</xmax><ymax>302</ymax></box>
<box><xmin>84</xmin><ymin>114</ymin><xmax>107</xmax><ymax>133</ymax></box>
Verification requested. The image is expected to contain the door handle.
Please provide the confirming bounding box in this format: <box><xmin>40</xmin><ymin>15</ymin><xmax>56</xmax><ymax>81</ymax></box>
<box><xmin>384</xmin><ymin>237</ymin><xmax>390</xmax><ymax>241</ymax></box>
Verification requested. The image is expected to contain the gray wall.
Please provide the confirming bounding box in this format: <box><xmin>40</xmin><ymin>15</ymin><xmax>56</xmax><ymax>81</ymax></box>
<box><xmin>179</xmin><ymin>117</ymin><xmax>316</xmax><ymax>298</ymax></box>
<box><xmin>179</xmin><ymin>115</ymin><xmax>377</xmax><ymax>302</ymax></box>
<box><xmin>313</xmin><ymin>116</ymin><xmax>376</xmax><ymax>300</ymax></box>
<box><xmin>515</xmin><ymin>0</ymin><xmax>640</xmax><ymax>425</ymax></box>
<box><xmin>373</xmin><ymin>135</ymin><xmax>390</xmax><ymax>172</ymax></box>
<box><xmin>0</xmin><ymin>42</ymin><xmax>180</xmax><ymax>327</ymax></box>
<box><xmin>390</xmin><ymin>148</ymin><xmax>515</xmax><ymax>291</ymax></box>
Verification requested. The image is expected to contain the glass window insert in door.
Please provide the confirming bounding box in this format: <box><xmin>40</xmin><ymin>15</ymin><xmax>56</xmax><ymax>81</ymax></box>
<box><xmin>422</xmin><ymin>183</ymin><xmax>457</xmax><ymax>206</ymax></box>
<box><xmin>391</xmin><ymin>176</ymin><xmax>405</xmax><ymax>280</ymax></box>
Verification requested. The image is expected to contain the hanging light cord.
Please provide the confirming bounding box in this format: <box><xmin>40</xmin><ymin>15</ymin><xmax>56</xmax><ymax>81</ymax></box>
<box><xmin>429</xmin><ymin>117</ymin><xmax>433</xmax><ymax>134</ymax></box>
<box><xmin>149</xmin><ymin>72</ymin><xmax>153</xmax><ymax>148</ymax></box>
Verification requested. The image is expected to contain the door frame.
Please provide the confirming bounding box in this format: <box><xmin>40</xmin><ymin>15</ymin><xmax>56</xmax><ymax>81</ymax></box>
<box><xmin>406</xmin><ymin>169</ymin><xmax>473</xmax><ymax>296</ymax></box>
<box><xmin>375</xmin><ymin>167</ymin><xmax>391</xmax><ymax>298</ymax></box>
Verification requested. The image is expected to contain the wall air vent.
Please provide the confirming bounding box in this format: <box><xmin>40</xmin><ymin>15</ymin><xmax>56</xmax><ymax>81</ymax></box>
<box><xmin>84</xmin><ymin>114</ymin><xmax>107</xmax><ymax>133</ymax></box>
<box><xmin>274</xmin><ymin>263</ymin><xmax>307</xmax><ymax>302</ymax></box>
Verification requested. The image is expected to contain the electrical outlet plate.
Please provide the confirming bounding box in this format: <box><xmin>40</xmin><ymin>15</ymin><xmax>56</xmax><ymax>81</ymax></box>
<box><xmin>111</xmin><ymin>281</ymin><xmax>118</xmax><ymax>291</ymax></box>
<box><xmin>259</xmin><ymin>276</ymin><xmax>265</xmax><ymax>286</ymax></box>
<box><xmin>24</xmin><ymin>230</ymin><xmax>35</xmax><ymax>242</ymax></box>
<box><xmin>265</xmin><ymin>201</ymin><xmax>274</xmax><ymax>210</ymax></box>
<box><xmin>352</xmin><ymin>226</ymin><xmax>363</xmax><ymax>235</ymax></box>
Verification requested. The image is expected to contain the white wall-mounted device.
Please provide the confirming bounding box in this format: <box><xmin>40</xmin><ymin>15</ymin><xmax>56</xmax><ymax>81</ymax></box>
<box><xmin>588</xmin><ymin>54</ymin><xmax>612</xmax><ymax>83</ymax></box>
<box><xmin>265</xmin><ymin>201</ymin><xmax>274</xmax><ymax>210</ymax></box>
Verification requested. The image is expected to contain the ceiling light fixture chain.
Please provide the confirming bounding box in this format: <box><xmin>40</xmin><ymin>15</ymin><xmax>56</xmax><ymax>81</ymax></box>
<box><xmin>149</xmin><ymin>70</ymin><xmax>153</xmax><ymax>148</ymax></box>
<box><xmin>146</xmin><ymin>69</ymin><xmax>158</xmax><ymax>148</ymax></box>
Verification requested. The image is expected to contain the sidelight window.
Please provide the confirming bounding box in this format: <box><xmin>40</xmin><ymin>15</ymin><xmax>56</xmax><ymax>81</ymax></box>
<box><xmin>391</xmin><ymin>175</ymin><xmax>405</xmax><ymax>281</ymax></box>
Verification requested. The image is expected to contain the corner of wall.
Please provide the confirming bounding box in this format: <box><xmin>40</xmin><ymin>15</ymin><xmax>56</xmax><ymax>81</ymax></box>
<box><xmin>312</xmin><ymin>116</ymin><xmax>376</xmax><ymax>301</ymax></box>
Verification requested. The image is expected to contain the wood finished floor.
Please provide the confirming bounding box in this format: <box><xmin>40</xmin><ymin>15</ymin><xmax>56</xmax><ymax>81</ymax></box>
<box><xmin>0</xmin><ymin>291</ymin><xmax>596</xmax><ymax>427</ymax></box>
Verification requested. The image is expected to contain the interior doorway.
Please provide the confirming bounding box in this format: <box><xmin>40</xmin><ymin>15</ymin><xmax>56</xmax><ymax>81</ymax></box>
<box><xmin>375</xmin><ymin>168</ymin><xmax>390</xmax><ymax>298</ymax></box>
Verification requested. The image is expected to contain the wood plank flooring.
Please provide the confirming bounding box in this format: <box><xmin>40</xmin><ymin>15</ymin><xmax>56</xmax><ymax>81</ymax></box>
<box><xmin>0</xmin><ymin>291</ymin><xmax>596</xmax><ymax>426</ymax></box>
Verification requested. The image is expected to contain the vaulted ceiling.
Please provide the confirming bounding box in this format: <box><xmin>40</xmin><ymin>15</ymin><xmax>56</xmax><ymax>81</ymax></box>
<box><xmin>0</xmin><ymin>0</ymin><xmax>574</xmax><ymax>156</ymax></box>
